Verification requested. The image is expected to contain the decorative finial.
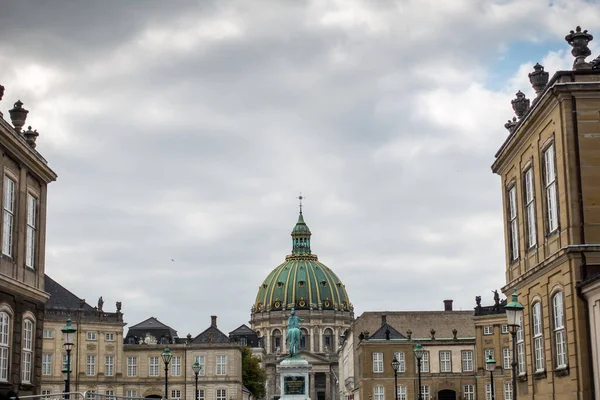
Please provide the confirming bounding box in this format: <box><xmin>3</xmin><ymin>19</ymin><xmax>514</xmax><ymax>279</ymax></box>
<box><xmin>452</xmin><ymin>328</ymin><xmax>458</xmax><ymax>340</ymax></box>
<box><xmin>9</xmin><ymin>100</ymin><xmax>29</xmax><ymax>132</ymax></box>
<box><xmin>23</xmin><ymin>126</ymin><xmax>39</xmax><ymax>149</ymax></box>
<box><xmin>511</xmin><ymin>91</ymin><xmax>530</xmax><ymax>119</ymax></box>
<box><xmin>406</xmin><ymin>329</ymin><xmax>412</xmax><ymax>340</ymax></box>
<box><xmin>528</xmin><ymin>63</ymin><xmax>549</xmax><ymax>95</ymax></box>
<box><xmin>565</xmin><ymin>26</ymin><xmax>594</xmax><ymax>70</ymax></box>
<box><xmin>430</xmin><ymin>329</ymin><xmax>435</xmax><ymax>340</ymax></box>
<box><xmin>297</xmin><ymin>193</ymin><xmax>304</xmax><ymax>215</ymax></box>
<box><xmin>504</xmin><ymin>117</ymin><xmax>518</xmax><ymax>133</ymax></box>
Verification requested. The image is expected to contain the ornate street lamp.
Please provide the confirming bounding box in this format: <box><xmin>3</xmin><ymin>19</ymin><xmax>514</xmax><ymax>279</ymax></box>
<box><xmin>61</xmin><ymin>316</ymin><xmax>77</xmax><ymax>399</ymax></box>
<box><xmin>192</xmin><ymin>360</ymin><xmax>202</xmax><ymax>400</ymax></box>
<box><xmin>486</xmin><ymin>354</ymin><xmax>496</xmax><ymax>400</ymax></box>
<box><xmin>391</xmin><ymin>357</ymin><xmax>400</xmax><ymax>400</ymax></box>
<box><xmin>161</xmin><ymin>347</ymin><xmax>173</xmax><ymax>400</ymax></box>
<box><xmin>413</xmin><ymin>344</ymin><xmax>424</xmax><ymax>400</ymax></box>
<box><xmin>505</xmin><ymin>289</ymin><xmax>524</xmax><ymax>400</ymax></box>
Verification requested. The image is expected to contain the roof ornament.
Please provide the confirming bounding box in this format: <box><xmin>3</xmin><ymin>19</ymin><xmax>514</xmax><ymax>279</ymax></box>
<box><xmin>504</xmin><ymin>117</ymin><xmax>517</xmax><ymax>133</ymax></box>
<box><xmin>528</xmin><ymin>63</ymin><xmax>549</xmax><ymax>96</ymax></box>
<box><xmin>23</xmin><ymin>126</ymin><xmax>39</xmax><ymax>149</ymax></box>
<box><xmin>9</xmin><ymin>100</ymin><xmax>29</xmax><ymax>132</ymax></box>
<box><xmin>297</xmin><ymin>192</ymin><xmax>304</xmax><ymax>215</ymax></box>
<box><xmin>511</xmin><ymin>91</ymin><xmax>530</xmax><ymax>120</ymax></box>
<box><xmin>565</xmin><ymin>26</ymin><xmax>593</xmax><ymax>70</ymax></box>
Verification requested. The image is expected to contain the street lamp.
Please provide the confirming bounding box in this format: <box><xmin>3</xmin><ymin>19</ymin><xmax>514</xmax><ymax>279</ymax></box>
<box><xmin>413</xmin><ymin>344</ymin><xmax>424</xmax><ymax>400</ymax></box>
<box><xmin>192</xmin><ymin>360</ymin><xmax>202</xmax><ymax>400</ymax></box>
<box><xmin>486</xmin><ymin>354</ymin><xmax>496</xmax><ymax>400</ymax></box>
<box><xmin>61</xmin><ymin>361</ymin><xmax>69</xmax><ymax>391</ymax></box>
<box><xmin>391</xmin><ymin>357</ymin><xmax>400</xmax><ymax>400</ymax></box>
<box><xmin>61</xmin><ymin>316</ymin><xmax>77</xmax><ymax>399</ymax></box>
<box><xmin>505</xmin><ymin>289</ymin><xmax>524</xmax><ymax>400</ymax></box>
<box><xmin>161</xmin><ymin>347</ymin><xmax>173</xmax><ymax>400</ymax></box>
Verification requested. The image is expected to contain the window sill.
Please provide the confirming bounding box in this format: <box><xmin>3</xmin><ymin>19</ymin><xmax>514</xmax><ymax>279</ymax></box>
<box><xmin>517</xmin><ymin>374</ymin><xmax>528</xmax><ymax>382</ymax></box>
<box><xmin>533</xmin><ymin>370</ymin><xmax>546</xmax><ymax>380</ymax></box>
<box><xmin>554</xmin><ymin>366</ymin><xmax>569</xmax><ymax>377</ymax></box>
<box><xmin>546</xmin><ymin>229</ymin><xmax>559</xmax><ymax>239</ymax></box>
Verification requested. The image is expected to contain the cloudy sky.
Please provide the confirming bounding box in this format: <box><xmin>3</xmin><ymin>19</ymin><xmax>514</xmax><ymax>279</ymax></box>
<box><xmin>1</xmin><ymin>0</ymin><xmax>599</xmax><ymax>337</ymax></box>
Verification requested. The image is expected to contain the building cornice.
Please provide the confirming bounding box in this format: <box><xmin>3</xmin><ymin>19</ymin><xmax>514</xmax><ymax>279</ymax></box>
<box><xmin>0</xmin><ymin>271</ymin><xmax>50</xmax><ymax>303</ymax></box>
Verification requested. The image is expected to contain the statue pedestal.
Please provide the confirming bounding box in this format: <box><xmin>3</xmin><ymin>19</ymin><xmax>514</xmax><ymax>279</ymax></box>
<box><xmin>278</xmin><ymin>356</ymin><xmax>312</xmax><ymax>400</ymax></box>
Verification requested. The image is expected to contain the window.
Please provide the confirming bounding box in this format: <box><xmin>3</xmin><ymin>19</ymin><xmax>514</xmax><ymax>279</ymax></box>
<box><xmin>127</xmin><ymin>357</ymin><xmax>137</xmax><ymax>377</ymax></box>
<box><xmin>239</xmin><ymin>336</ymin><xmax>247</xmax><ymax>346</ymax></box>
<box><xmin>523</xmin><ymin>168</ymin><xmax>537</xmax><ymax>247</ymax></box>
<box><xmin>373</xmin><ymin>386</ymin><xmax>384</xmax><ymax>400</ymax></box>
<box><xmin>216</xmin><ymin>389</ymin><xmax>227</xmax><ymax>400</ymax></box>
<box><xmin>25</xmin><ymin>194</ymin><xmax>37</xmax><ymax>268</ymax></box>
<box><xmin>394</xmin><ymin>351</ymin><xmax>405</xmax><ymax>372</ymax></box>
<box><xmin>419</xmin><ymin>351</ymin><xmax>430</xmax><ymax>373</ymax></box>
<box><xmin>2</xmin><ymin>176</ymin><xmax>15</xmax><ymax>256</ymax></box>
<box><xmin>87</xmin><ymin>331</ymin><xmax>97</xmax><ymax>341</ymax></box>
<box><xmin>87</xmin><ymin>391</ymin><xmax>96</xmax><ymax>400</ymax></box>
<box><xmin>271</xmin><ymin>329</ymin><xmax>281</xmax><ymax>353</ymax></box>
<box><xmin>397</xmin><ymin>385</ymin><xmax>406</xmax><ymax>400</ymax></box>
<box><xmin>323</xmin><ymin>328</ymin><xmax>333</xmax><ymax>350</ymax></box>
<box><xmin>485</xmin><ymin>348</ymin><xmax>494</xmax><ymax>362</ymax></box>
<box><xmin>105</xmin><ymin>390</ymin><xmax>115</xmax><ymax>400</ymax></box>
<box><xmin>22</xmin><ymin>319</ymin><xmax>33</xmax><ymax>383</ymax></box>
<box><xmin>504</xmin><ymin>381</ymin><xmax>512</xmax><ymax>400</ymax></box>
<box><xmin>125</xmin><ymin>391</ymin><xmax>137</xmax><ymax>399</ymax></box>
<box><xmin>508</xmin><ymin>186</ymin><xmax>519</xmax><ymax>260</ymax></box>
<box><xmin>86</xmin><ymin>355</ymin><xmax>96</xmax><ymax>376</ymax></box>
<box><xmin>216</xmin><ymin>355</ymin><xmax>227</xmax><ymax>375</ymax></box>
<box><xmin>503</xmin><ymin>348</ymin><xmax>511</xmax><ymax>370</ymax></box>
<box><xmin>198</xmin><ymin>389</ymin><xmax>205</xmax><ymax>400</ymax></box>
<box><xmin>41</xmin><ymin>390</ymin><xmax>51</xmax><ymax>399</ymax></box>
<box><xmin>43</xmin><ymin>330</ymin><xmax>53</xmax><ymax>339</ymax></box>
<box><xmin>105</xmin><ymin>356</ymin><xmax>114</xmax><ymax>376</ymax></box>
<box><xmin>421</xmin><ymin>385</ymin><xmax>430</xmax><ymax>400</ymax></box>
<box><xmin>42</xmin><ymin>354</ymin><xmax>53</xmax><ymax>376</ymax></box>
<box><xmin>149</xmin><ymin>356</ymin><xmax>159</xmax><ymax>376</ymax></box>
<box><xmin>544</xmin><ymin>144</ymin><xmax>558</xmax><ymax>233</ymax></box>
<box><xmin>502</xmin><ymin>325</ymin><xmax>509</xmax><ymax>334</ymax></box>
<box><xmin>0</xmin><ymin>311</ymin><xmax>9</xmax><ymax>381</ymax></box>
<box><xmin>194</xmin><ymin>355</ymin><xmax>205</xmax><ymax>376</ymax></box>
<box><xmin>171</xmin><ymin>356</ymin><xmax>181</xmax><ymax>376</ymax></box>
<box><xmin>461</xmin><ymin>350</ymin><xmax>473</xmax><ymax>372</ymax></box>
<box><xmin>171</xmin><ymin>390</ymin><xmax>181</xmax><ymax>400</ymax></box>
<box><xmin>486</xmin><ymin>382</ymin><xmax>494</xmax><ymax>400</ymax></box>
<box><xmin>532</xmin><ymin>302</ymin><xmax>544</xmax><ymax>371</ymax></box>
<box><xmin>463</xmin><ymin>385</ymin><xmax>475</xmax><ymax>400</ymax></box>
<box><xmin>439</xmin><ymin>351</ymin><xmax>451</xmax><ymax>372</ymax></box>
<box><xmin>105</xmin><ymin>333</ymin><xmax>114</xmax><ymax>341</ymax></box>
<box><xmin>372</xmin><ymin>352</ymin><xmax>383</xmax><ymax>373</ymax></box>
<box><xmin>483</xmin><ymin>326</ymin><xmax>493</xmax><ymax>335</ymax></box>
<box><xmin>517</xmin><ymin>316</ymin><xmax>525</xmax><ymax>375</ymax></box>
<box><xmin>553</xmin><ymin>292</ymin><xmax>567</xmax><ymax>368</ymax></box>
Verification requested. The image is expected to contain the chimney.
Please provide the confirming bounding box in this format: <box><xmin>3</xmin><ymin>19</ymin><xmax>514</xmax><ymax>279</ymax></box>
<box><xmin>211</xmin><ymin>315</ymin><xmax>217</xmax><ymax>327</ymax></box>
<box><xmin>381</xmin><ymin>314</ymin><xmax>387</xmax><ymax>326</ymax></box>
<box><xmin>443</xmin><ymin>300</ymin><xmax>453</xmax><ymax>311</ymax></box>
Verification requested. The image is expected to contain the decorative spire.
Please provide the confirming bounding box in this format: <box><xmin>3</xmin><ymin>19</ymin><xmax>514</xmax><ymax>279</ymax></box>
<box><xmin>511</xmin><ymin>91</ymin><xmax>530</xmax><ymax>120</ymax></box>
<box><xmin>297</xmin><ymin>192</ymin><xmax>304</xmax><ymax>215</ymax></box>
<box><xmin>565</xmin><ymin>26</ymin><xmax>594</xmax><ymax>70</ymax></box>
<box><xmin>291</xmin><ymin>203</ymin><xmax>311</xmax><ymax>255</ymax></box>
<box><xmin>9</xmin><ymin>100</ymin><xmax>29</xmax><ymax>132</ymax></box>
<box><xmin>528</xmin><ymin>63</ymin><xmax>549</xmax><ymax>96</ymax></box>
<box><xmin>23</xmin><ymin>126</ymin><xmax>39</xmax><ymax>149</ymax></box>
<box><xmin>504</xmin><ymin>117</ymin><xmax>517</xmax><ymax>133</ymax></box>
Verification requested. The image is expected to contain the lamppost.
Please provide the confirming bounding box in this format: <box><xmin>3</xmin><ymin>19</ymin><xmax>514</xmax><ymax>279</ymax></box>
<box><xmin>161</xmin><ymin>347</ymin><xmax>173</xmax><ymax>400</ymax></box>
<box><xmin>505</xmin><ymin>289</ymin><xmax>524</xmax><ymax>400</ymax></box>
<box><xmin>61</xmin><ymin>361</ymin><xmax>69</xmax><ymax>394</ymax></box>
<box><xmin>391</xmin><ymin>356</ymin><xmax>400</xmax><ymax>400</ymax></box>
<box><xmin>413</xmin><ymin>343</ymin><xmax>424</xmax><ymax>400</ymax></box>
<box><xmin>192</xmin><ymin>360</ymin><xmax>202</xmax><ymax>400</ymax></box>
<box><xmin>486</xmin><ymin>354</ymin><xmax>496</xmax><ymax>400</ymax></box>
<box><xmin>61</xmin><ymin>316</ymin><xmax>77</xmax><ymax>399</ymax></box>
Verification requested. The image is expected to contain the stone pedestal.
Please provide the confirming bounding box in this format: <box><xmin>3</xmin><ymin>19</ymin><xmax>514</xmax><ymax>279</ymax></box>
<box><xmin>278</xmin><ymin>356</ymin><xmax>312</xmax><ymax>400</ymax></box>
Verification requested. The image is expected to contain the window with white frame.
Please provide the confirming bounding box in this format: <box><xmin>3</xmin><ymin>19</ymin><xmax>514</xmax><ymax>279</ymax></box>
<box><xmin>87</xmin><ymin>390</ymin><xmax>96</xmax><ymax>400</ymax></box>
<box><xmin>461</xmin><ymin>350</ymin><xmax>473</xmax><ymax>372</ymax></box>
<box><xmin>41</xmin><ymin>389</ymin><xmax>51</xmax><ymax>399</ymax></box>
<box><xmin>486</xmin><ymin>382</ymin><xmax>494</xmax><ymax>400</ymax></box>
<box><xmin>508</xmin><ymin>186</ymin><xmax>519</xmax><ymax>261</ymax></box>
<box><xmin>149</xmin><ymin>356</ymin><xmax>159</xmax><ymax>376</ymax></box>
<box><xmin>194</xmin><ymin>355</ymin><xmax>205</xmax><ymax>376</ymax></box>
<box><xmin>125</xmin><ymin>390</ymin><xmax>137</xmax><ymax>399</ymax></box>
<box><xmin>502</xmin><ymin>325</ymin><xmax>509</xmax><ymax>334</ymax></box>
<box><xmin>397</xmin><ymin>385</ymin><xmax>406</xmax><ymax>400</ymax></box>
<box><xmin>25</xmin><ymin>194</ymin><xmax>37</xmax><ymax>268</ymax></box>
<box><xmin>373</xmin><ymin>386</ymin><xmax>384</xmax><ymax>400</ymax></box>
<box><xmin>485</xmin><ymin>348</ymin><xmax>494</xmax><ymax>363</ymax></box>
<box><xmin>421</xmin><ymin>385</ymin><xmax>430</xmax><ymax>400</ymax></box>
<box><xmin>198</xmin><ymin>389</ymin><xmax>205</xmax><ymax>400</ymax></box>
<box><xmin>504</xmin><ymin>381</ymin><xmax>512</xmax><ymax>400</ymax></box>
<box><xmin>440</xmin><ymin>351</ymin><xmax>451</xmax><ymax>372</ymax></box>
<box><xmin>553</xmin><ymin>292</ymin><xmax>567</xmax><ymax>368</ymax></box>
<box><xmin>0</xmin><ymin>311</ymin><xmax>10</xmax><ymax>381</ymax></box>
<box><xmin>2</xmin><ymin>176</ymin><xmax>15</xmax><ymax>257</ymax></box>
<box><xmin>105</xmin><ymin>333</ymin><xmax>114</xmax><ymax>341</ymax></box>
<box><xmin>532</xmin><ymin>302</ymin><xmax>544</xmax><ymax>371</ymax></box>
<box><xmin>86</xmin><ymin>355</ymin><xmax>96</xmax><ymax>376</ymax></box>
<box><xmin>127</xmin><ymin>357</ymin><xmax>137</xmax><ymax>377</ymax></box>
<box><xmin>105</xmin><ymin>356</ymin><xmax>114</xmax><ymax>376</ymax></box>
<box><xmin>22</xmin><ymin>319</ymin><xmax>33</xmax><ymax>383</ymax></box>
<box><xmin>517</xmin><ymin>316</ymin><xmax>525</xmax><ymax>375</ymax></box>
<box><xmin>372</xmin><ymin>352</ymin><xmax>383</xmax><ymax>373</ymax></box>
<box><xmin>483</xmin><ymin>326</ymin><xmax>493</xmax><ymax>335</ymax></box>
<box><xmin>419</xmin><ymin>351</ymin><xmax>430</xmax><ymax>373</ymax></box>
<box><xmin>544</xmin><ymin>143</ymin><xmax>558</xmax><ymax>233</ymax></box>
<box><xmin>463</xmin><ymin>385</ymin><xmax>475</xmax><ymax>400</ymax></box>
<box><xmin>171</xmin><ymin>390</ymin><xmax>181</xmax><ymax>400</ymax></box>
<box><xmin>171</xmin><ymin>356</ymin><xmax>181</xmax><ymax>376</ymax></box>
<box><xmin>523</xmin><ymin>167</ymin><xmax>537</xmax><ymax>247</ymax></box>
<box><xmin>87</xmin><ymin>331</ymin><xmax>97</xmax><ymax>341</ymax></box>
<box><xmin>105</xmin><ymin>390</ymin><xmax>115</xmax><ymax>400</ymax></box>
<box><xmin>216</xmin><ymin>389</ymin><xmax>227</xmax><ymax>400</ymax></box>
<box><xmin>394</xmin><ymin>352</ymin><xmax>405</xmax><ymax>373</ymax></box>
<box><xmin>43</xmin><ymin>330</ymin><xmax>53</xmax><ymax>339</ymax></box>
<box><xmin>42</xmin><ymin>354</ymin><xmax>52</xmax><ymax>376</ymax></box>
<box><xmin>216</xmin><ymin>355</ymin><xmax>227</xmax><ymax>375</ymax></box>
<box><xmin>503</xmin><ymin>348</ymin><xmax>511</xmax><ymax>370</ymax></box>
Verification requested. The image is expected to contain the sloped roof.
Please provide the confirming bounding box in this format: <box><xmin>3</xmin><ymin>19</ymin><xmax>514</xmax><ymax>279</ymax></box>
<box><xmin>192</xmin><ymin>325</ymin><xmax>230</xmax><ymax>344</ymax></box>
<box><xmin>126</xmin><ymin>317</ymin><xmax>178</xmax><ymax>339</ymax></box>
<box><xmin>229</xmin><ymin>324</ymin><xmax>256</xmax><ymax>335</ymax></box>
<box><xmin>369</xmin><ymin>323</ymin><xmax>406</xmax><ymax>340</ymax></box>
<box><xmin>45</xmin><ymin>275</ymin><xmax>95</xmax><ymax>311</ymax></box>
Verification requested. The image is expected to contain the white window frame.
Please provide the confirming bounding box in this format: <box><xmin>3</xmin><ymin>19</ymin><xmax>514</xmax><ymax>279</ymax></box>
<box><xmin>105</xmin><ymin>333</ymin><xmax>114</xmax><ymax>341</ymax></box>
<box><xmin>532</xmin><ymin>302</ymin><xmax>545</xmax><ymax>372</ymax></box>
<box><xmin>421</xmin><ymin>385</ymin><xmax>430</xmax><ymax>400</ymax></box>
<box><xmin>508</xmin><ymin>186</ymin><xmax>519</xmax><ymax>261</ymax></box>
<box><xmin>517</xmin><ymin>316</ymin><xmax>525</xmax><ymax>375</ymax></box>
<box><xmin>463</xmin><ymin>385</ymin><xmax>475</xmax><ymax>400</ymax></box>
<box><xmin>504</xmin><ymin>381</ymin><xmax>512</xmax><ymax>400</ymax></box>
<box><xmin>127</xmin><ymin>357</ymin><xmax>137</xmax><ymax>377</ymax></box>
<box><xmin>87</xmin><ymin>391</ymin><xmax>96</xmax><ymax>400</ymax></box>
<box><xmin>42</xmin><ymin>353</ymin><xmax>52</xmax><ymax>376</ymax></box>
<box><xmin>22</xmin><ymin>319</ymin><xmax>33</xmax><ymax>383</ymax></box>
<box><xmin>149</xmin><ymin>356</ymin><xmax>159</xmax><ymax>377</ymax></box>
<box><xmin>461</xmin><ymin>350</ymin><xmax>473</xmax><ymax>372</ymax></box>
<box><xmin>43</xmin><ymin>330</ymin><xmax>53</xmax><ymax>339</ymax></box>
<box><xmin>483</xmin><ymin>326</ymin><xmax>493</xmax><ymax>335</ymax></box>
<box><xmin>503</xmin><ymin>347</ymin><xmax>511</xmax><ymax>370</ymax></box>
<box><xmin>171</xmin><ymin>390</ymin><xmax>181</xmax><ymax>400</ymax></box>
<box><xmin>216</xmin><ymin>389</ymin><xmax>227</xmax><ymax>400</ymax></box>
<box><xmin>419</xmin><ymin>351</ymin><xmax>430</xmax><ymax>373</ymax></box>
<box><xmin>544</xmin><ymin>144</ymin><xmax>558</xmax><ymax>233</ymax></box>
<box><xmin>372</xmin><ymin>352</ymin><xmax>383</xmax><ymax>373</ymax></box>
<box><xmin>397</xmin><ymin>385</ymin><xmax>406</xmax><ymax>400</ymax></box>
<box><xmin>87</xmin><ymin>331</ymin><xmax>97</xmax><ymax>341</ymax></box>
<box><xmin>194</xmin><ymin>355</ymin><xmax>205</xmax><ymax>376</ymax></box>
<box><xmin>439</xmin><ymin>351</ymin><xmax>451</xmax><ymax>372</ymax></box>
<box><xmin>553</xmin><ymin>292</ymin><xmax>567</xmax><ymax>368</ymax></box>
<box><xmin>198</xmin><ymin>389</ymin><xmax>205</xmax><ymax>400</ymax></box>
<box><xmin>393</xmin><ymin>351</ymin><xmax>405</xmax><ymax>373</ymax></box>
<box><xmin>486</xmin><ymin>382</ymin><xmax>494</xmax><ymax>400</ymax></box>
<box><xmin>216</xmin><ymin>355</ymin><xmax>227</xmax><ymax>376</ymax></box>
<box><xmin>2</xmin><ymin>176</ymin><xmax>16</xmax><ymax>257</ymax></box>
<box><xmin>524</xmin><ymin>167</ymin><xmax>537</xmax><ymax>247</ymax></box>
<box><xmin>373</xmin><ymin>386</ymin><xmax>384</xmax><ymax>400</ymax></box>
<box><xmin>485</xmin><ymin>348</ymin><xmax>494</xmax><ymax>362</ymax></box>
<box><xmin>171</xmin><ymin>356</ymin><xmax>181</xmax><ymax>376</ymax></box>
<box><xmin>501</xmin><ymin>324</ymin><xmax>509</xmax><ymax>334</ymax></box>
<box><xmin>86</xmin><ymin>355</ymin><xmax>96</xmax><ymax>376</ymax></box>
<box><xmin>105</xmin><ymin>355</ymin><xmax>114</xmax><ymax>376</ymax></box>
<box><xmin>0</xmin><ymin>311</ymin><xmax>11</xmax><ymax>381</ymax></box>
<box><xmin>25</xmin><ymin>193</ymin><xmax>37</xmax><ymax>268</ymax></box>
<box><xmin>105</xmin><ymin>390</ymin><xmax>115</xmax><ymax>400</ymax></box>
<box><xmin>125</xmin><ymin>391</ymin><xmax>137</xmax><ymax>399</ymax></box>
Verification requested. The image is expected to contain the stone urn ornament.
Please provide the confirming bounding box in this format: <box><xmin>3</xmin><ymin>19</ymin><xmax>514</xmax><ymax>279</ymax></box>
<box><xmin>528</xmin><ymin>63</ymin><xmax>549</xmax><ymax>95</ymax></box>
<box><xmin>565</xmin><ymin>26</ymin><xmax>593</xmax><ymax>70</ymax></box>
<box><xmin>511</xmin><ymin>91</ymin><xmax>530</xmax><ymax>119</ymax></box>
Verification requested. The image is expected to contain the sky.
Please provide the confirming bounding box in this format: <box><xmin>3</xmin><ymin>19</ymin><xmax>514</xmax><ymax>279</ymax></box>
<box><xmin>1</xmin><ymin>0</ymin><xmax>599</xmax><ymax>338</ymax></box>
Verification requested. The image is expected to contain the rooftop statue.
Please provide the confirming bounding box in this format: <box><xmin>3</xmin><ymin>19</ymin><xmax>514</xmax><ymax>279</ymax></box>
<box><xmin>286</xmin><ymin>308</ymin><xmax>304</xmax><ymax>357</ymax></box>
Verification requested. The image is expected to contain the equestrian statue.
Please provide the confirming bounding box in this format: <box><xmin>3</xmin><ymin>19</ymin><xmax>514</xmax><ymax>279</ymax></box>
<box><xmin>286</xmin><ymin>308</ymin><xmax>304</xmax><ymax>357</ymax></box>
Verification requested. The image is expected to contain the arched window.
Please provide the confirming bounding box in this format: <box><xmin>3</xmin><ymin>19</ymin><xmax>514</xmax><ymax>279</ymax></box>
<box><xmin>22</xmin><ymin>318</ymin><xmax>34</xmax><ymax>383</ymax></box>
<box><xmin>531</xmin><ymin>302</ymin><xmax>544</xmax><ymax>372</ymax></box>
<box><xmin>271</xmin><ymin>329</ymin><xmax>281</xmax><ymax>353</ymax></box>
<box><xmin>0</xmin><ymin>310</ymin><xmax>11</xmax><ymax>381</ymax></box>
<box><xmin>552</xmin><ymin>292</ymin><xmax>567</xmax><ymax>368</ymax></box>
<box><xmin>300</xmin><ymin>328</ymin><xmax>309</xmax><ymax>350</ymax></box>
<box><xmin>323</xmin><ymin>328</ymin><xmax>333</xmax><ymax>352</ymax></box>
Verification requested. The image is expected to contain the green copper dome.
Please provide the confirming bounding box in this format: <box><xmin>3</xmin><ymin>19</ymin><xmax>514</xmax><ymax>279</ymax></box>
<box><xmin>253</xmin><ymin>212</ymin><xmax>352</xmax><ymax>312</ymax></box>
